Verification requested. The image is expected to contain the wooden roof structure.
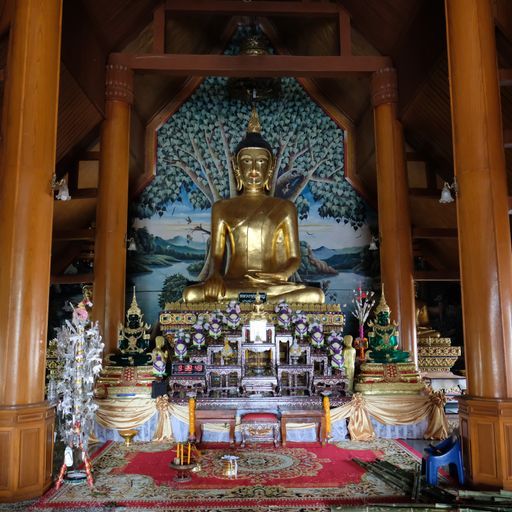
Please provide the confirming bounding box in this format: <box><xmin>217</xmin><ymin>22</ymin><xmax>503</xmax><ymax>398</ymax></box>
<box><xmin>1</xmin><ymin>0</ymin><xmax>511</xmax><ymax>284</ymax></box>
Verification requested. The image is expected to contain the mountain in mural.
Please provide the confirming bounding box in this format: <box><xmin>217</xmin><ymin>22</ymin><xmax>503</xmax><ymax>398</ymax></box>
<box><xmin>153</xmin><ymin>235</ymin><xmax>205</xmax><ymax>260</ymax></box>
<box><xmin>313</xmin><ymin>246</ymin><xmax>339</xmax><ymax>260</ymax></box>
<box><xmin>312</xmin><ymin>245</ymin><xmax>368</xmax><ymax>271</ymax></box>
<box><xmin>168</xmin><ymin>235</ymin><xmax>206</xmax><ymax>252</ymax></box>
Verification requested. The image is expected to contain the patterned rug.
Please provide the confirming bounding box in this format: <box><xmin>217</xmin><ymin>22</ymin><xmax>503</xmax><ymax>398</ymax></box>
<box><xmin>31</xmin><ymin>439</ymin><xmax>421</xmax><ymax>511</ymax></box>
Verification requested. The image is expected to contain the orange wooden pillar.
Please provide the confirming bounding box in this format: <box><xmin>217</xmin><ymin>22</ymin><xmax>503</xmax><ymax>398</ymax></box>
<box><xmin>0</xmin><ymin>0</ymin><xmax>62</xmax><ymax>501</ymax></box>
<box><xmin>445</xmin><ymin>0</ymin><xmax>512</xmax><ymax>489</ymax></box>
<box><xmin>93</xmin><ymin>63</ymin><xmax>133</xmax><ymax>355</ymax></box>
<box><xmin>371</xmin><ymin>67</ymin><xmax>417</xmax><ymax>364</ymax></box>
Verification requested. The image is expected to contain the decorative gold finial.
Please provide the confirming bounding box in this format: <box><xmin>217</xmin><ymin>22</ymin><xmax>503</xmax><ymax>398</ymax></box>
<box><xmin>127</xmin><ymin>286</ymin><xmax>142</xmax><ymax>318</ymax></box>
<box><xmin>247</xmin><ymin>106</ymin><xmax>262</xmax><ymax>134</ymax></box>
<box><xmin>375</xmin><ymin>284</ymin><xmax>391</xmax><ymax>315</ymax></box>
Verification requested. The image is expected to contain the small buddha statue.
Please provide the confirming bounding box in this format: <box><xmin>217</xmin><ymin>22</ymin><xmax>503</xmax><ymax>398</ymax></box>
<box><xmin>220</xmin><ymin>338</ymin><xmax>235</xmax><ymax>364</ymax></box>
<box><xmin>151</xmin><ymin>336</ymin><xmax>169</xmax><ymax>376</ymax></box>
<box><xmin>183</xmin><ymin>108</ymin><xmax>324</xmax><ymax>304</ymax></box>
<box><xmin>415</xmin><ymin>296</ymin><xmax>440</xmax><ymax>338</ymax></box>
<box><xmin>367</xmin><ymin>287</ymin><xmax>409</xmax><ymax>363</ymax></box>
<box><xmin>109</xmin><ymin>288</ymin><xmax>152</xmax><ymax>366</ymax></box>
<box><xmin>342</xmin><ymin>335</ymin><xmax>356</xmax><ymax>390</ymax></box>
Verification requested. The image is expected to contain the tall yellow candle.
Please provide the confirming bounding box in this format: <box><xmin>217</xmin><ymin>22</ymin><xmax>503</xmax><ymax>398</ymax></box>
<box><xmin>323</xmin><ymin>395</ymin><xmax>331</xmax><ymax>438</ymax></box>
<box><xmin>188</xmin><ymin>397</ymin><xmax>196</xmax><ymax>438</ymax></box>
<box><xmin>187</xmin><ymin>442</ymin><xmax>191</xmax><ymax>464</ymax></box>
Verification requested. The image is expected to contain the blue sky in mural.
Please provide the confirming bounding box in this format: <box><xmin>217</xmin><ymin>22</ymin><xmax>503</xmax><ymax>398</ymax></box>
<box><xmin>128</xmin><ymin>59</ymin><xmax>377</xmax><ymax>326</ymax></box>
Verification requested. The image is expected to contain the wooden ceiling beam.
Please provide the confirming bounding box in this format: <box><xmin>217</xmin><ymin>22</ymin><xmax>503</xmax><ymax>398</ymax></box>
<box><xmin>414</xmin><ymin>270</ymin><xmax>460</xmax><ymax>282</ymax></box>
<box><xmin>338</xmin><ymin>9</ymin><xmax>351</xmax><ymax>56</ymax></box>
<box><xmin>164</xmin><ymin>0</ymin><xmax>343</xmax><ymax>17</ymax></box>
<box><xmin>413</xmin><ymin>227</ymin><xmax>458</xmax><ymax>239</ymax></box>
<box><xmin>110</xmin><ymin>53</ymin><xmax>391</xmax><ymax>77</ymax></box>
<box><xmin>153</xmin><ymin>4</ymin><xmax>165</xmax><ymax>54</ymax></box>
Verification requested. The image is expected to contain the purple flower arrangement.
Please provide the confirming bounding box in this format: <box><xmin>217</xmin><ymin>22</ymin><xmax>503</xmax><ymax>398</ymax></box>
<box><xmin>205</xmin><ymin>311</ymin><xmax>224</xmax><ymax>340</ymax></box>
<box><xmin>174</xmin><ymin>341</ymin><xmax>188</xmax><ymax>361</ymax></box>
<box><xmin>274</xmin><ymin>300</ymin><xmax>292</xmax><ymax>330</ymax></box>
<box><xmin>327</xmin><ymin>330</ymin><xmax>343</xmax><ymax>356</ymax></box>
<box><xmin>224</xmin><ymin>301</ymin><xmax>241</xmax><ymax>330</ymax></box>
<box><xmin>191</xmin><ymin>317</ymin><xmax>206</xmax><ymax>349</ymax></box>
<box><xmin>331</xmin><ymin>352</ymin><xmax>345</xmax><ymax>370</ymax></box>
<box><xmin>309</xmin><ymin>322</ymin><xmax>324</xmax><ymax>349</ymax></box>
<box><xmin>292</xmin><ymin>311</ymin><xmax>309</xmax><ymax>340</ymax></box>
<box><xmin>174</xmin><ymin>328</ymin><xmax>189</xmax><ymax>360</ymax></box>
<box><xmin>327</xmin><ymin>330</ymin><xmax>345</xmax><ymax>370</ymax></box>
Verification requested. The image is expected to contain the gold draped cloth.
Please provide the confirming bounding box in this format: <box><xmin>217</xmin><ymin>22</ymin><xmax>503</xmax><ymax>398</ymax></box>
<box><xmin>94</xmin><ymin>391</ymin><xmax>447</xmax><ymax>442</ymax></box>
<box><xmin>330</xmin><ymin>391</ymin><xmax>448</xmax><ymax>441</ymax></box>
<box><xmin>94</xmin><ymin>397</ymin><xmax>189</xmax><ymax>442</ymax></box>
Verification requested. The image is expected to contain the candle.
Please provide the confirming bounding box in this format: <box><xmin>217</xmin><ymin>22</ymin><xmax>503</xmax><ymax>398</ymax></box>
<box><xmin>180</xmin><ymin>443</ymin><xmax>184</xmax><ymax>465</ymax></box>
<box><xmin>323</xmin><ymin>395</ymin><xmax>331</xmax><ymax>438</ymax></box>
<box><xmin>188</xmin><ymin>397</ymin><xmax>196</xmax><ymax>438</ymax></box>
<box><xmin>187</xmin><ymin>442</ymin><xmax>191</xmax><ymax>464</ymax></box>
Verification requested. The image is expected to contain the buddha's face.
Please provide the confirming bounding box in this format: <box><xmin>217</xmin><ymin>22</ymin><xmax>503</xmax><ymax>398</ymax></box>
<box><xmin>376</xmin><ymin>311</ymin><xmax>390</xmax><ymax>326</ymax></box>
<box><xmin>236</xmin><ymin>148</ymin><xmax>273</xmax><ymax>192</ymax></box>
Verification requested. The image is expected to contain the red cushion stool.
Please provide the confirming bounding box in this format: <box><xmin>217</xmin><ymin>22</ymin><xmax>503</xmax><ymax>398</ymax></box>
<box><xmin>240</xmin><ymin>412</ymin><xmax>280</xmax><ymax>447</ymax></box>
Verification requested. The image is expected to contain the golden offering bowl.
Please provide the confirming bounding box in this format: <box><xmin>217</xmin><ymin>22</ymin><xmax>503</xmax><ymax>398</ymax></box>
<box><xmin>119</xmin><ymin>429</ymin><xmax>138</xmax><ymax>447</ymax></box>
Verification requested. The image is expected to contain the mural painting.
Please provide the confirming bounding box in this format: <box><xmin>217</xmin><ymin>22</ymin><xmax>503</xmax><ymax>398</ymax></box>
<box><xmin>127</xmin><ymin>73</ymin><xmax>378</xmax><ymax>327</ymax></box>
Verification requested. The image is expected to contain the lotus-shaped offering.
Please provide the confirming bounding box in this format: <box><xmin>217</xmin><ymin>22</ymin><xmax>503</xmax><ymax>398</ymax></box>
<box><xmin>328</xmin><ymin>341</ymin><xmax>343</xmax><ymax>355</ymax></box>
<box><xmin>275</xmin><ymin>300</ymin><xmax>292</xmax><ymax>329</ymax></box>
<box><xmin>331</xmin><ymin>352</ymin><xmax>345</xmax><ymax>369</ymax></box>
<box><xmin>309</xmin><ymin>322</ymin><xmax>324</xmax><ymax>349</ymax></box>
<box><xmin>174</xmin><ymin>341</ymin><xmax>188</xmax><ymax>360</ymax></box>
<box><xmin>224</xmin><ymin>301</ymin><xmax>241</xmax><ymax>330</ymax></box>
<box><xmin>206</xmin><ymin>315</ymin><xmax>223</xmax><ymax>340</ymax></box>
<box><xmin>192</xmin><ymin>330</ymin><xmax>206</xmax><ymax>349</ymax></box>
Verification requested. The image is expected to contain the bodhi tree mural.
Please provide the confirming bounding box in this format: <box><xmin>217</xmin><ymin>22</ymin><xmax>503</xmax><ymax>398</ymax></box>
<box><xmin>128</xmin><ymin>36</ymin><xmax>375</xmax><ymax>320</ymax></box>
<box><xmin>135</xmin><ymin>80</ymin><xmax>364</xmax><ymax>227</ymax></box>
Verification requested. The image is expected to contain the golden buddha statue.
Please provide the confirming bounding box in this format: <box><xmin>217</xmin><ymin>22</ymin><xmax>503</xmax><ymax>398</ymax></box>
<box><xmin>183</xmin><ymin>109</ymin><xmax>324</xmax><ymax>304</ymax></box>
<box><xmin>415</xmin><ymin>296</ymin><xmax>440</xmax><ymax>338</ymax></box>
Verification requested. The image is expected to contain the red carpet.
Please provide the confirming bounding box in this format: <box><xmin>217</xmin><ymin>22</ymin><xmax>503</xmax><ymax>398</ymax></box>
<box><xmin>33</xmin><ymin>439</ymin><xmax>420</xmax><ymax>511</ymax></box>
<box><xmin>121</xmin><ymin>442</ymin><xmax>381</xmax><ymax>488</ymax></box>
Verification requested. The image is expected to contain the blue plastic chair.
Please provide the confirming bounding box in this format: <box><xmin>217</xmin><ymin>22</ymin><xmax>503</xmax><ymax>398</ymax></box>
<box><xmin>423</xmin><ymin>436</ymin><xmax>465</xmax><ymax>486</ymax></box>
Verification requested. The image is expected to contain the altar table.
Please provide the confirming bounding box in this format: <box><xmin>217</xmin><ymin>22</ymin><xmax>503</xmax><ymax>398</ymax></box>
<box><xmin>194</xmin><ymin>409</ymin><xmax>237</xmax><ymax>446</ymax></box>
<box><xmin>281</xmin><ymin>409</ymin><xmax>326</xmax><ymax>446</ymax></box>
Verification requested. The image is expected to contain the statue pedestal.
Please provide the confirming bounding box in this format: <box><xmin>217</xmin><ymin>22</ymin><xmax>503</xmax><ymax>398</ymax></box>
<box><xmin>354</xmin><ymin>362</ymin><xmax>425</xmax><ymax>395</ymax></box>
<box><xmin>94</xmin><ymin>365</ymin><xmax>155</xmax><ymax>398</ymax></box>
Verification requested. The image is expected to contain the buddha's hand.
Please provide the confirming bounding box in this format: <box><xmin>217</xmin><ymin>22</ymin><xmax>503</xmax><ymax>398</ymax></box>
<box><xmin>249</xmin><ymin>272</ymin><xmax>288</xmax><ymax>283</ymax></box>
<box><xmin>204</xmin><ymin>273</ymin><xmax>226</xmax><ymax>301</ymax></box>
